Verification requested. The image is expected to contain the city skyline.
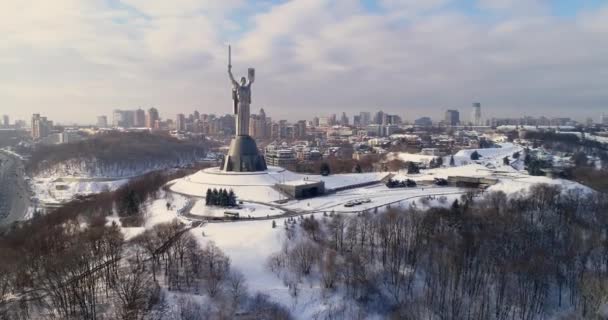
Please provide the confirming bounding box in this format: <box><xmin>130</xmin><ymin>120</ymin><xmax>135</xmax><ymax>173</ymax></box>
<box><xmin>2</xmin><ymin>0</ymin><xmax>608</xmax><ymax>123</ymax></box>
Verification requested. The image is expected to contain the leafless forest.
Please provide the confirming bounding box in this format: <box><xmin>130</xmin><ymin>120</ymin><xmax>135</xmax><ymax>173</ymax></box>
<box><xmin>270</xmin><ymin>185</ymin><xmax>608</xmax><ymax>319</ymax></box>
<box><xmin>2</xmin><ymin>177</ymin><xmax>608</xmax><ymax>318</ymax></box>
<box><xmin>26</xmin><ymin>132</ymin><xmax>211</xmax><ymax>177</ymax></box>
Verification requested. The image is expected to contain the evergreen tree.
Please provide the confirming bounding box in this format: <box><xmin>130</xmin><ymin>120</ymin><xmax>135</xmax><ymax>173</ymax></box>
<box><xmin>503</xmin><ymin>156</ymin><xmax>510</xmax><ymax>165</ymax></box>
<box><xmin>407</xmin><ymin>162</ymin><xmax>420</xmax><ymax>174</ymax></box>
<box><xmin>450</xmin><ymin>155</ymin><xmax>455</xmax><ymax>166</ymax></box>
<box><xmin>228</xmin><ymin>189</ymin><xmax>236</xmax><ymax>207</ymax></box>
<box><xmin>205</xmin><ymin>189</ymin><xmax>212</xmax><ymax>206</ymax></box>
<box><xmin>512</xmin><ymin>151</ymin><xmax>521</xmax><ymax>159</ymax></box>
<box><xmin>272</xmin><ymin>220</ymin><xmax>277</xmax><ymax>228</ymax></box>
<box><xmin>220</xmin><ymin>189</ymin><xmax>229</xmax><ymax>207</ymax></box>
<box><xmin>320</xmin><ymin>162</ymin><xmax>331</xmax><ymax>176</ymax></box>
<box><xmin>212</xmin><ymin>188</ymin><xmax>219</xmax><ymax>206</ymax></box>
<box><xmin>353</xmin><ymin>163</ymin><xmax>362</xmax><ymax>173</ymax></box>
<box><xmin>470</xmin><ymin>151</ymin><xmax>481</xmax><ymax>161</ymax></box>
<box><xmin>122</xmin><ymin>189</ymin><xmax>140</xmax><ymax>216</ymax></box>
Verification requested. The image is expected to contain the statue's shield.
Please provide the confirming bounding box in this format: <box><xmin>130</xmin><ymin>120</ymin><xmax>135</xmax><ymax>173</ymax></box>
<box><xmin>248</xmin><ymin>68</ymin><xmax>255</xmax><ymax>82</ymax></box>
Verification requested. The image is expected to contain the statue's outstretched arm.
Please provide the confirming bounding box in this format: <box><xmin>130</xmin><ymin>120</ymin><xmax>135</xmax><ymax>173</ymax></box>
<box><xmin>228</xmin><ymin>66</ymin><xmax>238</xmax><ymax>87</ymax></box>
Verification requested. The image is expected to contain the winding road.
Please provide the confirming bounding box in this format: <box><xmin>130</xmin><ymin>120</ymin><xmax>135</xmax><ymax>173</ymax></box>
<box><xmin>0</xmin><ymin>150</ymin><xmax>31</xmax><ymax>226</ymax></box>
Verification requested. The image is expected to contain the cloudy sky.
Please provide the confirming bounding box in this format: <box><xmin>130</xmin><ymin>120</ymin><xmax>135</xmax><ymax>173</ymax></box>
<box><xmin>1</xmin><ymin>0</ymin><xmax>607</xmax><ymax>124</ymax></box>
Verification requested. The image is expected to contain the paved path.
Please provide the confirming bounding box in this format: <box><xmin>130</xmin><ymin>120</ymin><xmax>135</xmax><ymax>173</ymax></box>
<box><xmin>169</xmin><ymin>184</ymin><xmax>472</xmax><ymax>224</ymax></box>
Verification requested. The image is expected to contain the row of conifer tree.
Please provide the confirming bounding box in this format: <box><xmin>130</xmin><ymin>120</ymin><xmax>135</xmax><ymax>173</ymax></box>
<box><xmin>205</xmin><ymin>188</ymin><xmax>237</xmax><ymax>207</ymax></box>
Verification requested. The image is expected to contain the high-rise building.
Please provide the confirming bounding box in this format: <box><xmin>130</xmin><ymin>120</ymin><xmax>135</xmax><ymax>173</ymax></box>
<box><xmin>2</xmin><ymin>115</ymin><xmax>9</xmax><ymax>127</ymax></box>
<box><xmin>340</xmin><ymin>112</ymin><xmax>349</xmax><ymax>126</ymax></box>
<box><xmin>146</xmin><ymin>108</ymin><xmax>159</xmax><ymax>129</ymax></box>
<box><xmin>414</xmin><ymin>117</ymin><xmax>432</xmax><ymax>127</ymax></box>
<box><xmin>359</xmin><ymin>112</ymin><xmax>371</xmax><ymax>126</ymax></box>
<box><xmin>319</xmin><ymin>117</ymin><xmax>329</xmax><ymax>127</ymax></box>
<box><xmin>353</xmin><ymin>115</ymin><xmax>361</xmax><ymax>127</ymax></box>
<box><xmin>97</xmin><ymin>116</ymin><xmax>108</xmax><ymax>128</ymax></box>
<box><xmin>134</xmin><ymin>108</ymin><xmax>146</xmax><ymax>127</ymax></box>
<box><xmin>312</xmin><ymin>117</ymin><xmax>320</xmax><ymax>127</ymax></box>
<box><xmin>471</xmin><ymin>103</ymin><xmax>481</xmax><ymax>126</ymax></box>
<box><xmin>295</xmin><ymin>120</ymin><xmax>307</xmax><ymax>138</ymax></box>
<box><xmin>445</xmin><ymin>109</ymin><xmax>460</xmax><ymax>126</ymax></box>
<box><xmin>175</xmin><ymin>113</ymin><xmax>186</xmax><ymax>131</ymax></box>
<box><xmin>385</xmin><ymin>114</ymin><xmax>401</xmax><ymax>125</ymax></box>
<box><xmin>112</xmin><ymin>110</ymin><xmax>124</xmax><ymax>127</ymax></box>
<box><xmin>328</xmin><ymin>114</ymin><xmax>337</xmax><ymax>126</ymax></box>
<box><xmin>601</xmin><ymin>113</ymin><xmax>608</xmax><ymax>125</ymax></box>
<box><xmin>374</xmin><ymin>111</ymin><xmax>385</xmax><ymax>125</ymax></box>
<box><xmin>31</xmin><ymin>114</ymin><xmax>51</xmax><ymax>140</ymax></box>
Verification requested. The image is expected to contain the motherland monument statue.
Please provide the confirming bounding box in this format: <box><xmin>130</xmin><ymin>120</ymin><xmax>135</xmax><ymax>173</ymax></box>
<box><xmin>222</xmin><ymin>45</ymin><xmax>267</xmax><ymax>172</ymax></box>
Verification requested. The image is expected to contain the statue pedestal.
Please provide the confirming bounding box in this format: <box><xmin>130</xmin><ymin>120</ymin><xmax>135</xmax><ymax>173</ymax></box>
<box><xmin>222</xmin><ymin>135</ymin><xmax>267</xmax><ymax>172</ymax></box>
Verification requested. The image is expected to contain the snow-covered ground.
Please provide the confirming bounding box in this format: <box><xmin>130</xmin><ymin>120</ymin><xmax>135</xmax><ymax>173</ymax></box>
<box><xmin>31</xmin><ymin>177</ymin><xmax>129</xmax><ymax>204</ymax></box>
<box><xmin>387</xmin><ymin>152</ymin><xmax>437</xmax><ymax>164</ymax></box>
<box><xmin>109</xmin><ymin>140</ymin><xmax>596</xmax><ymax>319</ymax></box>
<box><xmin>190</xmin><ymin>218</ymin><xmax>352</xmax><ymax>319</ymax></box>
<box><xmin>168</xmin><ymin>167</ymin><xmax>389</xmax><ymax>202</ymax></box>
<box><xmin>449</xmin><ymin>143</ymin><xmax>523</xmax><ymax>167</ymax></box>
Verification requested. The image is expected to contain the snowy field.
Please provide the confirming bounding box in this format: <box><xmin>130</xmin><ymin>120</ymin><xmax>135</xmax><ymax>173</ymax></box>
<box><xmin>31</xmin><ymin>177</ymin><xmax>129</xmax><ymax>204</ymax></box>
<box><xmin>449</xmin><ymin>143</ymin><xmax>523</xmax><ymax>167</ymax></box>
<box><xmin>168</xmin><ymin>167</ymin><xmax>389</xmax><ymax>202</ymax></box>
<box><xmin>118</xmin><ymin>140</ymin><xmax>597</xmax><ymax>319</ymax></box>
<box><xmin>190</xmin><ymin>218</ymin><xmax>357</xmax><ymax>319</ymax></box>
<box><xmin>283</xmin><ymin>185</ymin><xmax>466</xmax><ymax>213</ymax></box>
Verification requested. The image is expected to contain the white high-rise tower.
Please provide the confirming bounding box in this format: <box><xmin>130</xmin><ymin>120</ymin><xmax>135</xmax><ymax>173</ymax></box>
<box><xmin>471</xmin><ymin>102</ymin><xmax>481</xmax><ymax>126</ymax></box>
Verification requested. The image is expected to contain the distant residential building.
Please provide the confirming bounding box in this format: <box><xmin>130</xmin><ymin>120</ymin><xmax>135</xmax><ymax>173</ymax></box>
<box><xmin>112</xmin><ymin>109</ymin><xmax>135</xmax><ymax>128</ymax></box>
<box><xmin>471</xmin><ymin>102</ymin><xmax>481</xmax><ymax>126</ymax></box>
<box><xmin>319</xmin><ymin>117</ymin><xmax>329</xmax><ymax>127</ymax></box>
<box><xmin>40</xmin><ymin>131</ymin><xmax>84</xmax><ymax>145</ymax></box>
<box><xmin>134</xmin><ymin>108</ymin><xmax>146</xmax><ymax>127</ymax></box>
<box><xmin>175</xmin><ymin>113</ymin><xmax>186</xmax><ymax>131</ymax></box>
<box><xmin>383</xmin><ymin>124</ymin><xmax>399</xmax><ymax>136</ymax></box>
<box><xmin>312</xmin><ymin>116</ymin><xmax>320</xmax><ymax>127</ymax></box>
<box><xmin>97</xmin><ymin>116</ymin><xmax>108</xmax><ymax>128</ymax></box>
<box><xmin>265</xmin><ymin>145</ymin><xmax>296</xmax><ymax>167</ymax></box>
<box><xmin>445</xmin><ymin>109</ymin><xmax>460</xmax><ymax>126</ymax></box>
<box><xmin>146</xmin><ymin>108</ymin><xmax>159</xmax><ymax>129</ymax></box>
<box><xmin>249</xmin><ymin>109</ymin><xmax>268</xmax><ymax>139</ymax></box>
<box><xmin>414</xmin><ymin>117</ymin><xmax>433</xmax><ymax>127</ymax></box>
<box><xmin>359</xmin><ymin>112</ymin><xmax>371</xmax><ymax>126</ymax></box>
<box><xmin>112</xmin><ymin>110</ymin><xmax>124</xmax><ymax>127</ymax></box>
<box><xmin>340</xmin><ymin>112</ymin><xmax>349</xmax><ymax>126</ymax></box>
<box><xmin>374</xmin><ymin>110</ymin><xmax>385</xmax><ymax>125</ymax></box>
<box><xmin>31</xmin><ymin>113</ymin><xmax>52</xmax><ymax>140</ymax></box>
<box><xmin>385</xmin><ymin>114</ymin><xmax>401</xmax><ymax>125</ymax></box>
<box><xmin>328</xmin><ymin>114</ymin><xmax>337</xmax><ymax>126</ymax></box>
<box><xmin>294</xmin><ymin>120</ymin><xmax>307</xmax><ymax>139</ymax></box>
<box><xmin>2</xmin><ymin>115</ymin><xmax>9</xmax><ymax>127</ymax></box>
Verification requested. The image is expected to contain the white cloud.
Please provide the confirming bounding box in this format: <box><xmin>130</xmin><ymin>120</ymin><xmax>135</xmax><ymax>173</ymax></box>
<box><xmin>0</xmin><ymin>0</ymin><xmax>607</xmax><ymax>123</ymax></box>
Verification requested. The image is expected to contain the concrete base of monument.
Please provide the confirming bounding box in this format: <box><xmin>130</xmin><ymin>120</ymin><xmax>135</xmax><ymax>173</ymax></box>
<box><xmin>168</xmin><ymin>166</ymin><xmax>390</xmax><ymax>203</ymax></box>
<box><xmin>222</xmin><ymin>135</ymin><xmax>267</xmax><ymax>172</ymax></box>
<box><xmin>168</xmin><ymin>166</ymin><xmax>304</xmax><ymax>202</ymax></box>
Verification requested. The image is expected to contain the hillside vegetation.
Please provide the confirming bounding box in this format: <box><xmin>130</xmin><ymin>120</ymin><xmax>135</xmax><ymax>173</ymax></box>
<box><xmin>26</xmin><ymin>132</ymin><xmax>209</xmax><ymax>177</ymax></box>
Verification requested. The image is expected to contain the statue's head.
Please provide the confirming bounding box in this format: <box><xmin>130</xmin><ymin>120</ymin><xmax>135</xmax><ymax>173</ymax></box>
<box><xmin>240</xmin><ymin>77</ymin><xmax>246</xmax><ymax>85</ymax></box>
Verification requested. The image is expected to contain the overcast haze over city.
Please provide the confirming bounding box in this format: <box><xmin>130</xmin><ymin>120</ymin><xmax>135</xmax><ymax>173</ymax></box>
<box><xmin>2</xmin><ymin>0</ymin><xmax>607</xmax><ymax>124</ymax></box>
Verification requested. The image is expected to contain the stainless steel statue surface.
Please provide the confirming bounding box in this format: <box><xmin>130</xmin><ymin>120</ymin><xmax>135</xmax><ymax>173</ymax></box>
<box><xmin>228</xmin><ymin>45</ymin><xmax>255</xmax><ymax>136</ymax></box>
<box><xmin>222</xmin><ymin>45</ymin><xmax>267</xmax><ymax>172</ymax></box>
